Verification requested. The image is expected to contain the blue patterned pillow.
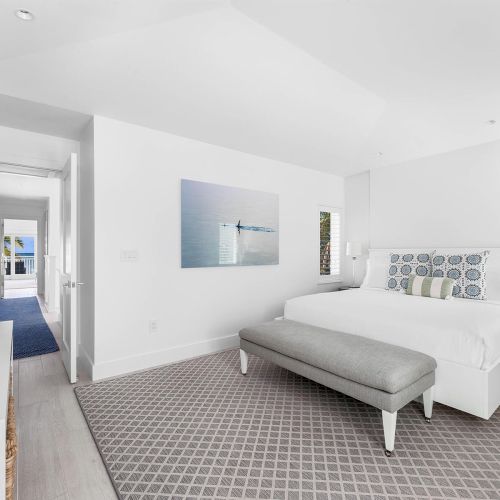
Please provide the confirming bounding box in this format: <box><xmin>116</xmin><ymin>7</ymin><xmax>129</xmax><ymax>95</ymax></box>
<box><xmin>432</xmin><ymin>251</ymin><xmax>489</xmax><ymax>300</ymax></box>
<box><xmin>386</xmin><ymin>253</ymin><xmax>432</xmax><ymax>291</ymax></box>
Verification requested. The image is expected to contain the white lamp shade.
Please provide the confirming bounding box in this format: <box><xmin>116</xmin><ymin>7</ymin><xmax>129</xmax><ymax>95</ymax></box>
<box><xmin>346</xmin><ymin>241</ymin><xmax>362</xmax><ymax>257</ymax></box>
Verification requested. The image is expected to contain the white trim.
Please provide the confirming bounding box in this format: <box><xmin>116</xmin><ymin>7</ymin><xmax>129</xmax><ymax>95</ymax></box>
<box><xmin>0</xmin><ymin>154</ymin><xmax>64</xmax><ymax>173</ymax></box>
<box><xmin>92</xmin><ymin>333</ymin><xmax>239</xmax><ymax>381</ymax></box>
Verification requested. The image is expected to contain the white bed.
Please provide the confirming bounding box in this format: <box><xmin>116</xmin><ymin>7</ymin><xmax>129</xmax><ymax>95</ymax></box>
<box><xmin>284</xmin><ymin>248</ymin><xmax>500</xmax><ymax>419</ymax></box>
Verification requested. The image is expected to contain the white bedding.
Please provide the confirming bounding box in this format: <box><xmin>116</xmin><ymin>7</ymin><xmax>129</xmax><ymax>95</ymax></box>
<box><xmin>284</xmin><ymin>288</ymin><xmax>500</xmax><ymax>370</ymax></box>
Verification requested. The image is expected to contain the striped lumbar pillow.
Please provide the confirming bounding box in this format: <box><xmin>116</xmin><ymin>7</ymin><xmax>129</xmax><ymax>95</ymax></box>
<box><xmin>406</xmin><ymin>274</ymin><xmax>455</xmax><ymax>300</ymax></box>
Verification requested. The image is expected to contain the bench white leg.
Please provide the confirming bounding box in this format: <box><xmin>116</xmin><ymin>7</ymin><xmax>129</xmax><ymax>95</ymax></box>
<box><xmin>240</xmin><ymin>349</ymin><xmax>248</xmax><ymax>375</ymax></box>
<box><xmin>382</xmin><ymin>410</ymin><xmax>397</xmax><ymax>456</ymax></box>
<box><xmin>423</xmin><ymin>386</ymin><xmax>434</xmax><ymax>422</ymax></box>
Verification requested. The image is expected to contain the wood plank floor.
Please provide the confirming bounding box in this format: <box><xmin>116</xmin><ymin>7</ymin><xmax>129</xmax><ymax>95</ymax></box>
<box><xmin>12</xmin><ymin>297</ymin><xmax>117</xmax><ymax>500</ymax></box>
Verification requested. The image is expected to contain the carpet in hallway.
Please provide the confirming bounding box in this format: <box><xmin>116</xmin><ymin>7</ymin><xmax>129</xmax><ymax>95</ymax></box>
<box><xmin>0</xmin><ymin>296</ymin><xmax>59</xmax><ymax>359</ymax></box>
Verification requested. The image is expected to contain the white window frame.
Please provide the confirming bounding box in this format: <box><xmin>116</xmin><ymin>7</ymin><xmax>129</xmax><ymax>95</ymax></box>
<box><xmin>318</xmin><ymin>206</ymin><xmax>343</xmax><ymax>284</ymax></box>
<box><xmin>4</xmin><ymin>232</ymin><xmax>37</xmax><ymax>280</ymax></box>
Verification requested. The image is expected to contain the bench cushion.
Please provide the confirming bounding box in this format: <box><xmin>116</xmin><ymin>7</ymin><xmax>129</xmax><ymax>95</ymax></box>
<box><xmin>239</xmin><ymin>319</ymin><xmax>437</xmax><ymax>394</ymax></box>
<box><xmin>240</xmin><ymin>339</ymin><xmax>435</xmax><ymax>413</ymax></box>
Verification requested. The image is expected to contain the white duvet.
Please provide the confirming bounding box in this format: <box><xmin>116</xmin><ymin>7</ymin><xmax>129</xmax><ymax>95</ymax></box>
<box><xmin>284</xmin><ymin>288</ymin><xmax>500</xmax><ymax>370</ymax></box>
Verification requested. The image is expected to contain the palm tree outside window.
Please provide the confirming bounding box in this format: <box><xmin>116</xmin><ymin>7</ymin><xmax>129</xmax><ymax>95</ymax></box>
<box><xmin>3</xmin><ymin>236</ymin><xmax>24</xmax><ymax>256</ymax></box>
<box><xmin>319</xmin><ymin>207</ymin><xmax>342</xmax><ymax>281</ymax></box>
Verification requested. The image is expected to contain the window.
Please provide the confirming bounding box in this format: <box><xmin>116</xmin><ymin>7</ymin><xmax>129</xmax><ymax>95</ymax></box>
<box><xmin>319</xmin><ymin>207</ymin><xmax>341</xmax><ymax>281</ymax></box>
<box><xmin>3</xmin><ymin>235</ymin><xmax>37</xmax><ymax>276</ymax></box>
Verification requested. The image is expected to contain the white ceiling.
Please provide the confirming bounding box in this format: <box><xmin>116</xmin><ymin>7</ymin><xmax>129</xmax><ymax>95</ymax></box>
<box><xmin>0</xmin><ymin>0</ymin><xmax>222</xmax><ymax>60</ymax></box>
<box><xmin>0</xmin><ymin>95</ymin><xmax>90</xmax><ymax>140</ymax></box>
<box><xmin>0</xmin><ymin>0</ymin><xmax>499</xmax><ymax>176</ymax></box>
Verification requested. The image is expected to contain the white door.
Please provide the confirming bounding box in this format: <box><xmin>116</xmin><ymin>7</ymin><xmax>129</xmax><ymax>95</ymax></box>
<box><xmin>0</xmin><ymin>219</ymin><xmax>4</xmax><ymax>299</ymax></box>
<box><xmin>60</xmin><ymin>153</ymin><xmax>79</xmax><ymax>383</ymax></box>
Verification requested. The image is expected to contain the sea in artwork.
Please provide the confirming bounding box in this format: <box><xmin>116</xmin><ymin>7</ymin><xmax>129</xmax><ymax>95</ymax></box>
<box><xmin>181</xmin><ymin>179</ymin><xmax>279</xmax><ymax>268</ymax></box>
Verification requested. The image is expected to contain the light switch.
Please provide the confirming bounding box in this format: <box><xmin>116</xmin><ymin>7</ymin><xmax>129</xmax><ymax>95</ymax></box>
<box><xmin>149</xmin><ymin>319</ymin><xmax>159</xmax><ymax>334</ymax></box>
<box><xmin>120</xmin><ymin>249</ymin><xmax>139</xmax><ymax>262</ymax></box>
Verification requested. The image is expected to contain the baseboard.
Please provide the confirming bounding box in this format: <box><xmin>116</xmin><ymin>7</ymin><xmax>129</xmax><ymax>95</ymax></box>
<box><xmin>78</xmin><ymin>344</ymin><xmax>95</xmax><ymax>380</ymax></box>
<box><xmin>91</xmin><ymin>333</ymin><xmax>239</xmax><ymax>381</ymax></box>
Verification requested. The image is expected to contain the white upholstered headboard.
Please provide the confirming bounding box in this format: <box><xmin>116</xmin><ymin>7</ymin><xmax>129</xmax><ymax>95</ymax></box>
<box><xmin>362</xmin><ymin>248</ymin><xmax>500</xmax><ymax>301</ymax></box>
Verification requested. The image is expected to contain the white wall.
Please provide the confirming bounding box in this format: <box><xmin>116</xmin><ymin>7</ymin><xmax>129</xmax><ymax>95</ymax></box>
<box><xmin>4</xmin><ymin>219</ymin><xmax>37</xmax><ymax>235</ymax></box>
<box><xmin>0</xmin><ymin>125</ymin><xmax>79</xmax><ymax>170</ymax></box>
<box><xmin>344</xmin><ymin>172</ymin><xmax>370</xmax><ymax>285</ymax></box>
<box><xmin>343</xmin><ymin>140</ymin><xmax>500</xmax><ymax>283</ymax></box>
<box><xmin>0</xmin><ymin>175</ymin><xmax>60</xmax><ymax>302</ymax></box>
<box><xmin>370</xmin><ymin>140</ymin><xmax>500</xmax><ymax>248</ymax></box>
<box><xmin>90</xmin><ymin>116</ymin><xmax>344</xmax><ymax>379</ymax></box>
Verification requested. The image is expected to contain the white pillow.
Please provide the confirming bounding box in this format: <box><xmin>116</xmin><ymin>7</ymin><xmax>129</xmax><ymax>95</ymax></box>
<box><xmin>361</xmin><ymin>250</ymin><xmax>391</xmax><ymax>289</ymax></box>
<box><xmin>362</xmin><ymin>247</ymin><xmax>500</xmax><ymax>301</ymax></box>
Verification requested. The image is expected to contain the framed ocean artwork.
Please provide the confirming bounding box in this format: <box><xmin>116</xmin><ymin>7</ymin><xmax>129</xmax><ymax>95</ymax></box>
<box><xmin>181</xmin><ymin>179</ymin><xmax>279</xmax><ymax>268</ymax></box>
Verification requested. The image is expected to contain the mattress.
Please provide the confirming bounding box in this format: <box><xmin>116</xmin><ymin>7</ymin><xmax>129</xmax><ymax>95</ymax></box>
<box><xmin>284</xmin><ymin>288</ymin><xmax>500</xmax><ymax>370</ymax></box>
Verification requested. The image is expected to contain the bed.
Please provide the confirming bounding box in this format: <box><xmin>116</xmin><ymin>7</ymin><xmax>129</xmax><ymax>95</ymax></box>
<box><xmin>284</xmin><ymin>248</ymin><xmax>500</xmax><ymax>419</ymax></box>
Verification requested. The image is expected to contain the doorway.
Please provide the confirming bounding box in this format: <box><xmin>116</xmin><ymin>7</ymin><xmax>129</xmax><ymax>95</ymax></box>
<box><xmin>0</xmin><ymin>211</ymin><xmax>59</xmax><ymax>359</ymax></box>
<box><xmin>3</xmin><ymin>218</ymin><xmax>38</xmax><ymax>298</ymax></box>
<box><xmin>0</xmin><ymin>152</ymin><xmax>79</xmax><ymax>380</ymax></box>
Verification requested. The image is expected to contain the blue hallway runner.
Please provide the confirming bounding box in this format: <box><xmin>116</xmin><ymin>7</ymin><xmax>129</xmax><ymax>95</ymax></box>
<box><xmin>0</xmin><ymin>297</ymin><xmax>59</xmax><ymax>359</ymax></box>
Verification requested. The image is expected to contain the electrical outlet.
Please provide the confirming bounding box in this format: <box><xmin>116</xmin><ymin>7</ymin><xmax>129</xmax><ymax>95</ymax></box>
<box><xmin>149</xmin><ymin>319</ymin><xmax>159</xmax><ymax>334</ymax></box>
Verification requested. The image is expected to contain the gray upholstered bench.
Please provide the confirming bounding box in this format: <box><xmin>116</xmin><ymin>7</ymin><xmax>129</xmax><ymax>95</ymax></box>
<box><xmin>239</xmin><ymin>319</ymin><xmax>437</xmax><ymax>456</ymax></box>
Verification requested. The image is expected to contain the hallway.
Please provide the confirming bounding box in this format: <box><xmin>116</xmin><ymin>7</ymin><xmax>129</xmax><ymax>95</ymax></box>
<box><xmin>0</xmin><ymin>293</ymin><xmax>59</xmax><ymax>360</ymax></box>
<box><xmin>4</xmin><ymin>279</ymin><xmax>37</xmax><ymax>299</ymax></box>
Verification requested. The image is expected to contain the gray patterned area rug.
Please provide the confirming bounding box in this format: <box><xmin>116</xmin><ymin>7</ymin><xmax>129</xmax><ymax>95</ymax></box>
<box><xmin>75</xmin><ymin>350</ymin><xmax>500</xmax><ymax>500</ymax></box>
